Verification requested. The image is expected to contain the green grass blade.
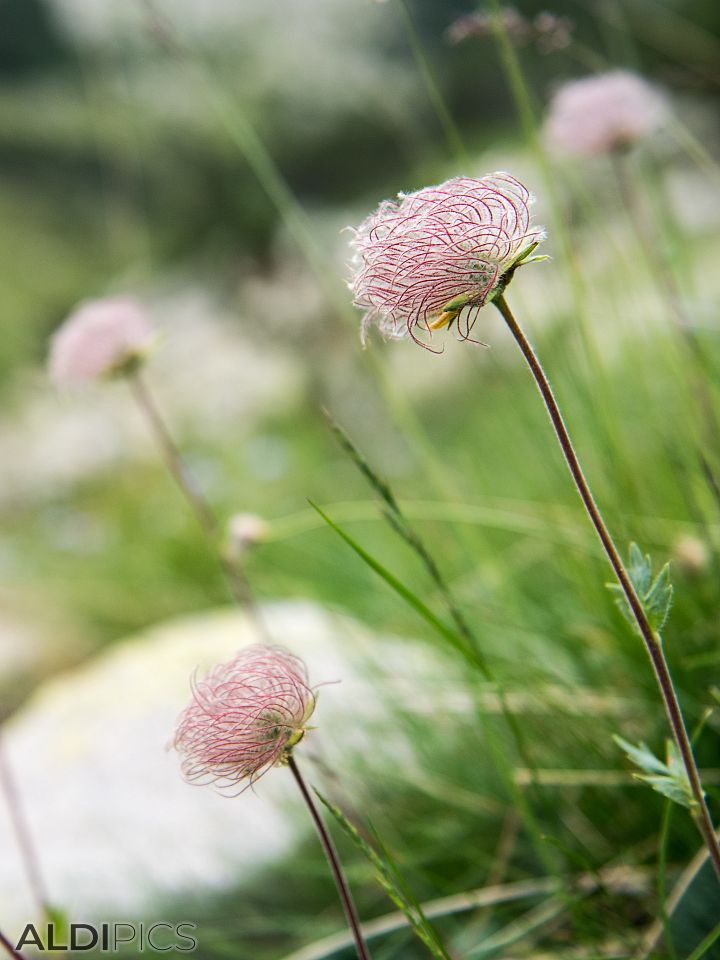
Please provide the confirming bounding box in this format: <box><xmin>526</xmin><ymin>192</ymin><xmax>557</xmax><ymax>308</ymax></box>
<box><xmin>316</xmin><ymin>791</ymin><xmax>454</xmax><ymax>960</ymax></box>
<box><xmin>308</xmin><ymin>500</ymin><xmax>474</xmax><ymax>665</ymax></box>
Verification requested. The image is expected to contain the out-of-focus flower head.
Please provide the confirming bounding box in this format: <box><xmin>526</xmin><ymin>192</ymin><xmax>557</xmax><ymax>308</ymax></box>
<box><xmin>672</xmin><ymin>534</ymin><xmax>709</xmax><ymax>577</ymax></box>
<box><xmin>348</xmin><ymin>172</ymin><xmax>544</xmax><ymax>345</ymax></box>
<box><xmin>225</xmin><ymin>513</ymin><xmax>268</xmax><ymax>561</ymax></box>
<box><xmin>446</xmin><ymin>6</ymin><xmax>530</xmax><ymax>45</ymax></box>
<box><xmin>544</xmin><ymin>70</ymin><xmax>666</xmax><ymax>157</ymax></box>
<box><xmin>447</xmin><ymin>7</ymin><xmax>572</xmax><ymax>53</ymax></box>
<box><xmin>174</xmin><ymin>644</ymin><xmax>317</xmax><ymax>793</ymax></box>
<box><xmin>533</xmin><ymin>13</ymin><xmax>573</xmax><ymax>53</ymax></box>
<box><xmin>48</xmin><ymin>297</ymin><xmax>153</xmax><ymax>386</ymax></box>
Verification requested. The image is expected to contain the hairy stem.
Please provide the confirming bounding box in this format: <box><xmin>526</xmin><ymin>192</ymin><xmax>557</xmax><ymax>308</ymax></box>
<box><xmin>127</xmin><ymin>371</ymin><xmax>269</xmax><ymax>636</ymax></box>
<box><xmin>494</xmin><ymin>293</ymin><xmax>720</xmax><ymax>880</ymax></box>
<box><xmin>287</xmin><ymin>756</ymin><xmax>371</xmax><ymax>960</ymax></box>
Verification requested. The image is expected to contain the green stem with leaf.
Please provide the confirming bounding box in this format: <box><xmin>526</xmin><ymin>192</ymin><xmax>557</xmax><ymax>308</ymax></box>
<box><xmin>287</xmin><ymin>758</ymin><xmax>371</xmax><ymax>960</ymax></box>
<box><xmin>494</xmin><ymin>292</ymin><xmax>720</xmax><ymax>880</ymax></box>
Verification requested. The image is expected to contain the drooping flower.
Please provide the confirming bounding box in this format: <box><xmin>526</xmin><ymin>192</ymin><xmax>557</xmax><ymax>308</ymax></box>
<box><xmin>48</xmin><ymin>297</ymin><xmax>153</xmax><ymax>385</ymax></box>
<box><xmin>348</xmin><ymin>173</ymin><xmax>544</xmax><ymax>344</ymax></box>
<box><xmin>544</xmin><ymin>70</ymin><xmax>666</xmax><ymax>158</ymax></box>
<box><xmin>174</xmin><ymin>644</ymin><xmax>317</xmax><ymax>792</ymax></box>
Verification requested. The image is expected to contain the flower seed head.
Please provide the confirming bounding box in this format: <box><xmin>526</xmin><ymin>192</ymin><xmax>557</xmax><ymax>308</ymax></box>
<box><xmin>174</xmin><ymin>644</ymin><xmax>317</xmax><ymax>793</ymax></box>
<box><xmin>48</xmin><ymin>297</ymin><xmax>153</xmax><ymax>386</ymax></box>
<box><xmin>544</xmin><ymin>70</ymin><xmax>666</xmax><ymax>157</ymax></box>
<box><xmin>348</xmin><ymin>172</ymin><xmax>544</xmax><ymax>345</ymax></box>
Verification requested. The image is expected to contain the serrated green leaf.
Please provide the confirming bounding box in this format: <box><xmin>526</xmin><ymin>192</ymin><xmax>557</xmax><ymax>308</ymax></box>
<box><xmin>646</xmin><ymin>563</ymin><xmax>674</xmax><ymax>632</ymax></box>
<box><xmin>636</xmin><ymin>773</ymin><xmax>694</xmax><ymax>808</ymax></box>
<box><xmin>607</xmin><ymin>543</ymin><xmax>673</xmax><ymax>634</ymax></box>
<box><xmin>614</xmin><ymin>735</ymin><xmax>669</xmax><ymax>776</ymax></box>
<box><xmin>628</xmin><ymin>542</ymin><xmax>652</xmax><ymax>593</ymax></box>
<box><xmin>615</xmin><ymin>736</ymin><xmax>695</xmax><ymax>809</ymax></box>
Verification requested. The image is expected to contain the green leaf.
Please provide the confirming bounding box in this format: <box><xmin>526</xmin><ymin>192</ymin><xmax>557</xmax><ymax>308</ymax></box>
<box><xmin>614</xmin><ymin>736</ymin><xmax>668</xmax><ymax>776</ymax></box>
<box><xmin>614</xmin><ymin>735</ymin><xmax>696</xmax><ymax>809</ymax></box>
<box><xmin>316</xmin><ymin>791</ymin><xmax>453</xmax><ymax>960</ymax></box>
<box><xmin>646</xmin><ymin>563</ymin><xmax>674</xmax><ymax>631</ymax></box>
<box><xmin>607</xmin><ymin>542</ymin><xmax>673</xmax><ymax>634</ymax></box>
<box><xmin>308</xmin><ymin>500</ymin><xmax>475</xmax><ymax>666</ymax></box>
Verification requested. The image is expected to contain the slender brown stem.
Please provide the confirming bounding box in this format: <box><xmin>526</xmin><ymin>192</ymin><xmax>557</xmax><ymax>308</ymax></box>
<box><xmin>127</xmin><ymin>370</ymin><xmax>271</xmax><ymax>638</ymax></box>
<box><xmin>494</xmin><ymin>292</ymin><xmax>720</xmax><ymax>880</ymax></box>
<box><xmin>129</xmin><ymin>370</ymin><xmax>218</xmax><ymax>538</ymax></box>
<box><xmin>0</xmin><ymin>736</ymin><xmax>50</xmax><ymax>918</ymax></box>
<box><xmin>287</xmin><ymin>756</ymin><xmax>371</xmax><ymax>960</ymax></box>
<box><xmin>0</xmin><ymin>930</ymin><xmax>23</xmax><ymax>960</ymax></box>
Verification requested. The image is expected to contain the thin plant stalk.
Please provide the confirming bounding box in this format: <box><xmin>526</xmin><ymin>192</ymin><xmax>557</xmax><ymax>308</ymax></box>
<box><xmin>611</xmin><ymin>151</ymin><xmax>720</xmax><ymax>465</ymax></box>
<box><xmin>0</xmin><ymin>931</ymin><xmax>23</xmax><ymax>960</ymax></box>
<box><xmin>287</xmin><ymin>756</ymin><xmax>371</xmax><ymax>960</ymax></box>
<box><xmin>494</xmin><ymin>291</ymin><xmax>720</xmax><ymax>880</ymax></box>
<box><xmin>0</xmin><ymin>736</ymin><xmax>50</xmax><ymax>920</ymax></box>
<box><xmin>127</xmin><ymin>370</ymin><xmax>269</xmax><ymax>637</ymax></box>
<box><xmin>395</xmin><ymin>0</ymin><xmax>467</xmax><ymax>164</ymax></box>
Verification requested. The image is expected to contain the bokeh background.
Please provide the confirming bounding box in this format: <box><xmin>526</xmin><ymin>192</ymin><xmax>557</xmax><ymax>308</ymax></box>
<box><xmin>1</xmin><ymin>0</ymin><xmax>720</xmax><ymax>957</ymax></box>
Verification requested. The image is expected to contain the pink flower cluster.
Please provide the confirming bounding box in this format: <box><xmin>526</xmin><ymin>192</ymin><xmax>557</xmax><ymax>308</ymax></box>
<box><xmin>544</xmin><ymin>70</ymin><xmax>666</xmax><ymax>157</ymax></box>
<box><xmin>447</xmin><ymin>7</ymin><xmax>573</xmax><ymax>54</ymax></box>
<box><xmin>174</xmin><ymin>644</ymin><xmax>317</xmax><ymax>793</ymax></box>
<box><xmin>48</xmin><ymin>297</ymin><xmax>152</xmax><ymax>386</ymax></box>
<box><xmin>349</xmin><ymin>173</ymin><xmax>544</xmax><ymax>344</ymax></box>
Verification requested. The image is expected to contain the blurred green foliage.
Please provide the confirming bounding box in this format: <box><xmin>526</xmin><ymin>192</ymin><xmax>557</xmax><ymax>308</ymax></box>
<box><xmin>2</xmin><ymin>1</ymin><xmax>720</xmax><ymax>957</ymax></box>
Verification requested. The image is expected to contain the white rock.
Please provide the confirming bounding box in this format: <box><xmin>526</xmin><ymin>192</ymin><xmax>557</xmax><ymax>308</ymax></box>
<box><xmin>0</xmin><ymin>601</ymin><xmax>456</xmax><ymax>926</ymax></box>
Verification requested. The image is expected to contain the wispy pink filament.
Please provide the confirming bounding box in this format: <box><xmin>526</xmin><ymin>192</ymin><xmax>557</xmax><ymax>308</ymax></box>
<box><xmin>174</xmin><ymin>645</ymin><xmax>316</xmax><ymax>793</ymax></box>
<box><xmin>349</xmin><ymin>172</ymin><xmax>544</xmax><ymax>345</ymax></box>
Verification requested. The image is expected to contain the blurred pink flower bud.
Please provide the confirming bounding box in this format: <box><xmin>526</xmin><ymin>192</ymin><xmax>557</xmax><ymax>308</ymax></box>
<box><xmin>174</xmin><ymin>644</ymin><xmax>317</xmax><ymax>793</ymax></box>
<box><xmin>48</xmin><ymin>297</ymin><xmax>153</xmax><ymax>385</ymax></box>
<box><xmin>349</xmin><ymin>173</ymin><xmax>544</xmax><ymax>344</ymax></box>
<box><xmin>672</xmin><ymin>534</ymin><xmax>709</xmax><ymax>577</ymax></box>
<box><xmin>225</xmin><ymin>513</ymin><xmax>268</xmax><ymax>560</ymax></box>
<box><xmin>544</xmin><ymin>70</ymin><xmax>666</xmax><ymax>157</ymax></box>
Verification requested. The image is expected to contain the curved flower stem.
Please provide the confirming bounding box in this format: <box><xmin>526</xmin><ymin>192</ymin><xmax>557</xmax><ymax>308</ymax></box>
<box><xmin>127</xmin><ymin>370</ymin><xmax>271</xmax><ymax>638</ymax></box>
<box><xmin>287</xmin><ymin>756</ymin><xmax>371</xmax><ymax>960</ymax></box>
<box><xmin>0</xmin><ymin>930</ymin><xmax>23</xmax><ymax>960</ymax></box>
<box><xmin>494</xmin><ymin>292</ymin><xmax>720</xmax><ymax>881</ymax></box>
<box><xmin>0</xmin><ymin>735</ymin><xmax>50</xmax><ymax>919</ymax></box>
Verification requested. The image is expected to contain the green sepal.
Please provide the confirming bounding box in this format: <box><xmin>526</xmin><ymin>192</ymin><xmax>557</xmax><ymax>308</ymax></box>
<box><xmin>440</xmin><ymin>291</ymin><xmax>473</xmax><ymax>313</ymax></box>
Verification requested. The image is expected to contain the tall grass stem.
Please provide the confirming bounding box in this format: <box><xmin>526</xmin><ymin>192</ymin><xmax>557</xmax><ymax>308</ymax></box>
<box><xmin>395</xmin><ymin>0</ymin><xmax>467</xmax><ymax>163</ymax></box>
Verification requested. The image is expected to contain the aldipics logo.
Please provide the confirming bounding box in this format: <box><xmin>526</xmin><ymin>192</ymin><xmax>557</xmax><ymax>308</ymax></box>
<box><xmin>15</xmin><ymin>922</ymin><xmax>198</xmax><ymax>953</ymax></box>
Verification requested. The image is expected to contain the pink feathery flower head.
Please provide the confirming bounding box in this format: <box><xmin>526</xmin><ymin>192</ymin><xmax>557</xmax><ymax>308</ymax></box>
<box><xmin>48</xmin><ymin>296</ymin><xmax>153</xmax><ymax>386</ymax></box>
<box><xmin>348</xmin><ymin>172</ymin><xmax>544</xmax><ymax>345</ymax></box>
<box><xmin>544</xmin><ymin>70</ymin><xmax>666</xmax><ymax>158</ymax></box>
<box><xmin>174</xmin><ymin>644</ymin><xmax>317</xmax><ymax>793</ymax></box>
